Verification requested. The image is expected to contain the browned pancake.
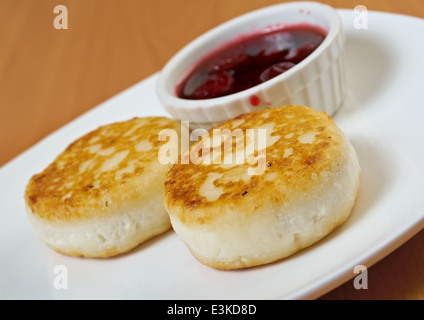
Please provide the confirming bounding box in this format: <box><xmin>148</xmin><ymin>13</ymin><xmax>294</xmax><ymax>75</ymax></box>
<box><xmin>164</xmin><ymin>105</ymin><xmax>360</xmax><ymax>269</ymax></box>
<box><xmin>26</xmin><ymin>116</ymin><xmax>181</xmax><ymax>222</ymax></box>
<box><xmin>165</xmin><ymin>105</ymin><xmax>344</xmax><ymax>226</ymax></box>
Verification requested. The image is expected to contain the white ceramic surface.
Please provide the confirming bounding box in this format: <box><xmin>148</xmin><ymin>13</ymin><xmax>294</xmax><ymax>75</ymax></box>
<box><xmin>1</xmin><ymin>10</ymin><xmax>424</xmax><ymax>300</ymax></box>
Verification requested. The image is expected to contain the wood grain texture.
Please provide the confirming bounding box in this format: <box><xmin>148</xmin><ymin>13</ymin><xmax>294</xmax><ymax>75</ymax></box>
<box><xmin>0</xmin><ymin>0</ymin><xmax>423</xmax><ymax>299</ymax></box>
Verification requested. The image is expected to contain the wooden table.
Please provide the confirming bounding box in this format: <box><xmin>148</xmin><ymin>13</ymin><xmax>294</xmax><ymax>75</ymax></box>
<box><xmin>1</xmin><ymin>0</ymin><xmax>423</xmax><ymax>300</ymax></box>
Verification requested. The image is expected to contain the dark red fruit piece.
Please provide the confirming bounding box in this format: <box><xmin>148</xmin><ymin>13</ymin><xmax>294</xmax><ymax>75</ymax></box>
<box><xmin>284</xmin><ymin>41</ymin><xmax>320</xmax><ymax>64</ymax></box>
<box><xmin>207</xmin><ymin>45</ymin><xmax>250</xmax><ymax>73</ymax></box>
<box><xmin>246</xmin><ymin>32</ymin><xmax>292</xmax><ymax>57</ymax></box>
<box><xmin>259</xmin><ymin>62</ymin><xmax>295</xmax><ymax>82</ymax></box>
<box><xmin>185</xmin><ymin>72</ymin><xmax>235</xmax><ymax>99</ymax></box>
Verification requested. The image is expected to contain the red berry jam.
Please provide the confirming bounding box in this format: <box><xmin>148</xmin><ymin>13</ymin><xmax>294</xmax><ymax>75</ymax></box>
<box><xmin>176</xmin><ymin>24</ymin><xmax>327</xmax><ymax>100</ymax></box>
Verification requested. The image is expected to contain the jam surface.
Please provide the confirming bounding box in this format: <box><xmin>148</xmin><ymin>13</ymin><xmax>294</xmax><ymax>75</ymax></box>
<box><xmin>176</xmin><ymin>24</ymin><xmax>327</xmax><ymax>100</ymax></box>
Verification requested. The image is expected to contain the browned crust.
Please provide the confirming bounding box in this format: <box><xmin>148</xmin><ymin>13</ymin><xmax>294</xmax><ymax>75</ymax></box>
<box><xmin>25</xmin><ymin>117</ymin><xmax>180</xmax><ymax>222</ymax></box>
<box><xmin>164</xmin><ymin>105</ymin><xmax>345</xmax><ymax>225</ymax></box>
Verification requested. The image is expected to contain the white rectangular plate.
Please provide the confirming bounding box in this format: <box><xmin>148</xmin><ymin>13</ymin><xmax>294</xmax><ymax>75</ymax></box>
<box><xmin>1</xmin><ymin>10</ymin><xmax>424</xmax><ymax>299</ymax></box>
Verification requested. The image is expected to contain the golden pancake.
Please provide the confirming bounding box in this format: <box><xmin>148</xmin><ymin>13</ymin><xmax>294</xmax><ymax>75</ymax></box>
<box><xmin>164</xmin><ymin>105</ymin><xmax>360</xmax><ymax>269</ymax></box>
<box><xmin>25</xmin><ymin>116</ymin><xmax>181</xmax><ymax>258</ymax></box>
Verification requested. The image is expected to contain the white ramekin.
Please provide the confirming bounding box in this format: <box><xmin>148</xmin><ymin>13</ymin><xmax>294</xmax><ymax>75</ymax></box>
<box><xmin>156</xmin><ymin>1</ymin><xmax>346</xmax><ymax>129</ymax></box>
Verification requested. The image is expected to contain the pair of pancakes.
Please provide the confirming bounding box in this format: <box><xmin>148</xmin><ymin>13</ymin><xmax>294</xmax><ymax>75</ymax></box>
<box><xmin>25</xmin><ymin>105</ymin><xmax>360</xmax><ymax>269</ymax></box>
